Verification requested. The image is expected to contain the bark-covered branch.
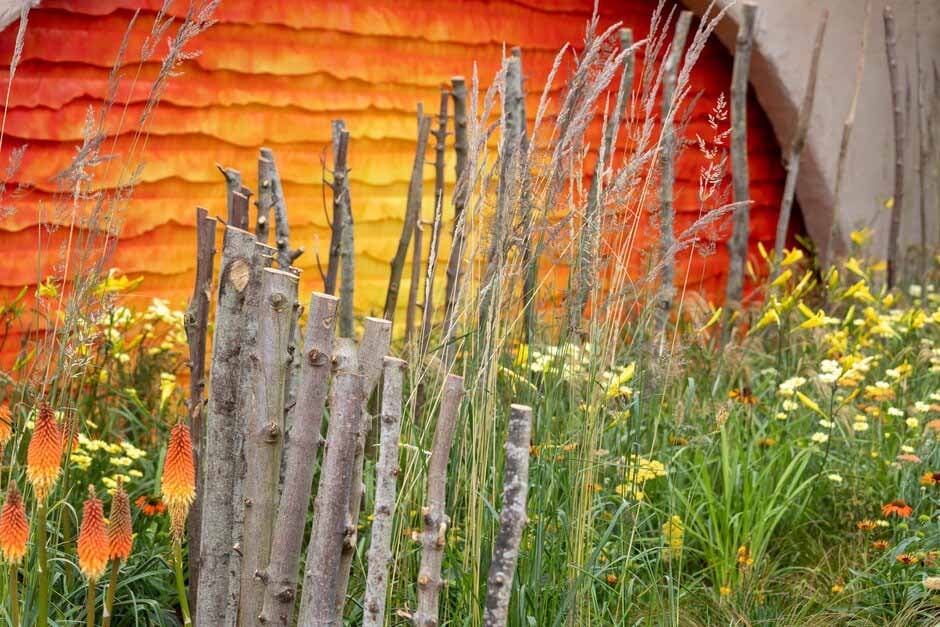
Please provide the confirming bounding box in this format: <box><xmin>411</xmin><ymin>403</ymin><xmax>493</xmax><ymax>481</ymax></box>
<box><xmin>442</xmin><ymin>76</ymin><xmax>469</xmax><ymax>367</ymax></box>
<box><xmin>883</xmin><ymin>5</ymin><xmax>905</xmax><ymax>288</ymax></box>
<box><xmin>421</xmin><ymin>87</ymin><xmax>450</xmax><ymax>355</ymax></box>
<box><xmin>259</xmin><ymin>147</ymin><xmax>305</xmax><ymax>269</ymax></box>
<box><xmin>325</xmin><ymin>120</ymin><xmax>348</xmax><ymax>296</ymax></box>
<box><xmin>231</xmin><ymin>186</ymin><xmax>251</xmax><ymax>232</ymax></box>
<box><xmin>336</xmin><ymin>128</ymin><xmax>355</xmax><ymax>336</ymax></box>
<box><xmin>296</xmin><ymin>340</ymin><xmax>363</xmax><ymax>625</ymax></box>
<box><xmin>239</xmin><ymin>268</ymin><xmax>298</xmax><ymax>625</ymax></box>
<box><xmin>483</xmin><ymin>404</ymin><xmax>533</xmax><ymax>627</ymax></box>
<box><xmin>363</xmin><ymin>357</ymin><xmax>406</xmax><ymax>627</ymax></box>
<box><xmin>413</xmin><ymin>374</ymin><xmax>465</xmax><ymax>627</ymax></box>
<box><xmin>217</xmin><ymin>164</ymin><xmax>243</xmax><ymax>228</ymax></box>
<box><xmin>259</xmin><ymin>293</ymin><xmax>339</xmax><ymax>625</ymax></box>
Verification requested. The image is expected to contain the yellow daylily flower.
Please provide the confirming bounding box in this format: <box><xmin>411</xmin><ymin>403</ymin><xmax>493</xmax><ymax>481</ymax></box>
<box><xmin>780</xmin><ymin>248</ymin><xmax>804</xmax><ymax>266</ymax></box>
<box><xmin>36</xmin><ymin>277</ymin><xmax>59</xmax><ymax>299</ymax></box>
<box><xmin>850</xmin><ymin>228</ymin><xmax>873</xmax><ymax>246</ymax></box>
<box><xmin>770</xmin><ymin>270</ymin><xmax>792</xmax><ymax>288</ymax></box>
<box><xmin>96</xmin><ymin>269</ymin><xmax>144</xmax><ymax>295</ymax></box>
<box><xmin>698</xmin><ymin>307</ymin><xmax>722</xmax><ymax>333</ymax></box>
<box><xmin>844</xmin><ymin>257</ymin><xmax>867</xmax><ymax>278</ymax></box>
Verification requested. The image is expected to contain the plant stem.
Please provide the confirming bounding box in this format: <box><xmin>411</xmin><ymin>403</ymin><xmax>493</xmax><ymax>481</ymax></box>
<box><xmin>37</xmin><ymin>501</ymin><xmax>48</xmax><ymax>627</ymax></box>
<box><xmin>102</xmin><ymin>559</ymin><xmax>120</xmax><ymax>627</ymax></box>
<box><xmin>9</xmin><ymin>564</ymin><xmax>19</xmax><ymax>627</ymax></box>
<box><xmin>174</xmin><ymin>541</ymin><xmax>192</xmax><ymax>626</ymax></box>
<box><xmin>87</xmin><ymin>579</ymin><xmax>96</xmax><ymax>627</ymax></box>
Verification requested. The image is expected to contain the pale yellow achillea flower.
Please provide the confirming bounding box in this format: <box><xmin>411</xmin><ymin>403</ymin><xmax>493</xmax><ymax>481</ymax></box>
<box><xmin>26</xmin><ymin>402</ymin><xmax>63</xmax><ymax>501</ymax></box>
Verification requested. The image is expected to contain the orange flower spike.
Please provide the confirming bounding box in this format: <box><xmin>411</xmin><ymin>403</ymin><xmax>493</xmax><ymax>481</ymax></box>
<box><xmin>77</xmin><ymin>485</ymin><xmax>109</xmax><ymax>581</ymax></box>
<box><xmin>108</xmin><ymin>478</ymin><xmax>133</xmax><ymax>561</ymax></box>
<box><xmin>161</xmin><ymin>421</ymin><xmax>196</xmax><ymax>541</ymax></box>
<box><xmin>0</xmin><ymin>402</ymin><xmax>13</xmax><ymax>448</ymax></box>
<box><xmin>26</xmin><ymin>402</ymin><xmax>63</xmax><ymax>501</ymax></box>
<box><xmin>0</xmin><ymin>482</ymin><xmax>29</xmax><ymax>564</ymax></box>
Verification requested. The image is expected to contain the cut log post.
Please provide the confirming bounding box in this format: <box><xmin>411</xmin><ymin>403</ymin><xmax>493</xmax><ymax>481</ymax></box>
<box><xmin>774</xmin><ymin>11</ymin><xmax>827</xmax><ymax>270</ymax></box>
<box><xmin>337</xmin><ymin>129</ymin><xmax>355</xmax><ymax>337</ymax></box>
<box><xmin>217</xmin><ymin>164</ymin><xmax>243</xmax><ymax>227</ymax></box>
<box><xmin>571</xmin><ymin>29</ymin><xmax>634</xmax><ymax>334</ymax></box>
<box><xmin>483</xmin><ymin>404</ymin><xmax>533</xmax><ymax>627</ymax></box>
<box><xmin>385</xmin><ymin>107</ymin><xmax>432</xmax><ymax>323</ymax></box>
<box><xmin>363</xmin><ymin>357</ymin><xmax>406</xmax><ymax>627</ymax></box>
<box><xmin>884</xmin><ymin>5</ymin><xmax>904</xmax><ymax>288</ymax></box>
<box><xmin>442</xmin><ymin>76</ymin><xmax>469</xmax><ymax>366</ymax></box>
<box><xmin>722</xmin><ymin>3</ymin><xmax>758</xmax><ymax>344</ymax></box>
<box><xmin>231</xmin><ymin>187</ymin><xmax>251</xmax><ymax>232</ymax></box>
<box><xmin>479</xmin><ymin>55</ymin><xmax>524</xmax><ymax>336</ymax></box>
<box><xmin>239</xmin><ymin>268</ymin><xmax>298</xmax><ymax>626</ymax></box>
<box><xmin>258</xmin><ymin>293</ymin><xmax>339</xmax><ymax>625</ymax></box>
<box><xmin>421</xmin><ymin>87</ymin><xmax>450</xmax><ymax>355</ymax></box>
<box><xmin>915</xmin><ymin>0</ymin><xmax>928</xmax><ymax>280</ymax></box>
<box><xmin>296</xmin><ymin>340</ymin><xmax>363</xmax><ymax>626</ymax></box>
<box><xmin>325</xmin><ymin>120</ymin><xmax>348</xmax><ymax>296</ymax></box>
<box><xmin>655</xmin><ymin>11</ymin><xmax>693</xmax><ymax>345</ymax></box>
<box><xmin>197</xmin><ymin>226</ymin><xmax>263</xmax><ymax>627</ymax></box>
<box><xmin>334</xmin><ymin>317</ymin><xmax>392</xmax><ymax>613</ymax></box>
<box><xmin>412</xmin><ymin>374</ymin><xmax>465</xmax><ymax>627</ymax></box>
<box><xmin>183</xmin><ymin>207</ymin><xmax>216</xmax><ymax>609</ymax></box>
<box><xmin>259</xmin><ymin>147</ymin><xmax>304</xmax><ymax>270</ymax></box>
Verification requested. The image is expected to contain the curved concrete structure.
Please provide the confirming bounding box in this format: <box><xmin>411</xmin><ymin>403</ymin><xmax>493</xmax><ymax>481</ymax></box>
<box><xmin>682</xmin><ymin>0</ymin><xmax>940</xmax><ymax>265</ymax></box>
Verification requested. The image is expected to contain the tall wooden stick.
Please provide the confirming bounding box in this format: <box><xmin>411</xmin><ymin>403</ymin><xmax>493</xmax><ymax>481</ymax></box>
<box><xmin>421</xmin><ymin>87</ymin><xmax>450</xmax><ymax>354</ymax></box>
<box><xmin>260</xmin><ymin>147</ymin><xmax>304</xmax><ymax>270</ymax></box>
<box><xmin>296</xmin><ymin>339</ymin><xmax>363</xmax><ymax>626</ymax></box>
<box><xmin>259</xmin><ymin>293</ymin><xmax>339</xmax><ymax>625</ymax></box>
<box><xmin>217</xmin><ymin>164</ymin><xmax>243</xmax><ymax>227</ymax></box>
<box><xmin>197</xmin><ymin>226</ymin><xmax>263</xmax><ymax>627</ymax></box>
<box><xmin>915</xmin><ymin>0</ymin><xmax>928</xmax><ymax>280</ymax></box>
<box><xmin>183</xmin><ymin>207</ymin><xmax>216</xmax><ymax>609</ymax></box>
<box><xmin>335</xmin><ymin>317</ymin><xmax>392</xmax><ymax>612</ymax></box>
<box><xmin>386</xmin><ymin>107</ymin><xmax>432</xmax><ymax>323</ymax></box>
<box><xmin>884</xmin><ymin>5</ymin><xmax>904</xmax><ymax>288</ymax></box>
<box><xmin>825</xmin><ymin>0</ymin><xmax>871</xmax><ymax>269</ymax></box>
<box><xmin>231</xmin><ymin>187</ymin><xmax>251</xmax><ymax>232</ymax></box>
<box><xmin>363</xmin><ymin>357</ymin><xmax>407</xmax><ymax>627</ymax></box>
<box><xmin>442</xmin><ymin>77</ymin><xmax>469</xmax><ymax>366</ymax></box>
<box><xmin>325</xmin><ymin>120</ymin><xmax>348</xmax><ymax>296</ymax></box>
<box><xmin>413</xmin><ymin>374</ymin><xmax>465</xmax><ymax>627</ymax></box>
<box><xmin>483</xmin><ymin>404</ymin><xmax>533</xmax><ymax>627</ymax></box>
<box><xmin>337</xmin><ymin>127</ymin><xmax>356</xmax><ymax>337</ymax></box>
<box><xmin>722</xmin><ymin>3</ymin><xmax>758</xmax><ymax>343</ymax></box>
<box><xmin>774</xmin><ymin>11</ymin><xmax>827</xmax><ymax>268</ymax></box>
<box><xmin>571</xmin><ymin>28</ymin><xmax>634</xmax><ymax>333</ymax></box>
<box><xmin>239</xmin><ymin>268</ymin><xmax>298</xmax><ymax>625</ymax></box>
<box><xmin>656</xmin><ymin>11</ymin><xmax>693</xmax><ymax>342</ymax></box>
<box><xmin>406</xmin><ymin>168</ymin><xmax>425</xmax><ymax>342</ymax></box>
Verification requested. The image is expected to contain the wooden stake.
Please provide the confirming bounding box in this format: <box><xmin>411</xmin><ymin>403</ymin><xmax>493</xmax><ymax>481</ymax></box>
<box><xmin>239</xmin><ymin>268</ymin><xmax>298</xmax><ymax>625</ymax></box>
<box><xmin>337</xmin><ymin>128</ymin><xmax>355</xmax><ymax>338</ymax></box>
<box><xmin>421</xmin><ymin>87</ymin><xmax>450</xmax><ymax>355</ymax></box>
<box><xmin>197</xmin><ymin>226</ymin><xmax>263</xmax><ymax>627</ymax></box>
<box><xmin>385</xmin><ymin>107</ymin><xmax>432</xmax><ymax>323</ymax></box>
<box><xmin>363</xmin><ymin>357</ymin><xmax>406</xmax><ymax>627</ymax></box>
<box><xmin>722</xmin><ymin>3</ymin><xmax>758</xmax><ymax>343</ymax></box>
<box><xmin>884</xmin><ymin>5</ymin><xmax>905</xmax><ymax>288</ymax></box>
<box><xmin>413</xmin><ymin>374</ymin><xmax>465</xmax><ymax>627</ymax></box>
<box><xmin>325</xmin><ymin>120</ymin><xmax>348</xmax><ymax>296</ymax></box>
<box><xmin>483</xmin><ymin>404</ymin><xmax>533</xmax><ymax>627</ymax></box>
<box><xmin>231</xmin><ymin>187</ymin><xmax>251</xmax><ymax>232</ymax></box>
<box><xmin>183</xmin><ymin>207</ymin><xmax>216</xmax><ymax>609</ymax></box>
<box><xmin>259</xmin><ymin>147</ymin><xmax>304</xmax><ymax>269</ymax></box>
<box><xmin>217</xmin><ymin>164</ymin><xmax>243</xmax><ymax>227</ymax></box>
<box><xmin>442</xmin><ymin>77</ymin><xmax>469</xmax><ymax>367</ymax></box>
<box><xmin>656</xmin><ymin>12</ymin><xmax>693</xmax><ymax>343</ymax></box>
<box><xmin>259</xmin><ymin>293</ymin><xmax>339</xmax><ymax>625</ymax></box>
<box><xmin>774</xmin><ymin>11</ymin><xmax>827</xmax><ymax>268</ymax></box>
<box><xmin>296</xmin><ymin>340</ymin><xmax>363</xmax><ymax>625</ymax></box>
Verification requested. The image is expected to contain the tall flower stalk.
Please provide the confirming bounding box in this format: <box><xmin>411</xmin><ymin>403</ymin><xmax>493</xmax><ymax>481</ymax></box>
<box><xmin>103</xmin><ymin>478</ymin><xmax>133</xmax><ymax>627</ymax></box>
<box><xmin>161</xmin><ymin>421</ymin><xmax>196</xmax><ymax>626</ymax></box>
<box><xmin>0</xmin><ymin>482</ymin><xmax>28</xmax><ymax>626</ymax></box>
<box><xmin>78</xmin><ymin>486</ymin><xmax>109</xmax><ymax>627</ymax></box>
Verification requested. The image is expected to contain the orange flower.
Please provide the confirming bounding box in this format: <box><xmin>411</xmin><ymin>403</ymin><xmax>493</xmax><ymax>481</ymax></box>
<box><xmin>26</xmin><ymin>402</ymin><xmax>63</xmax><ymax>501</ymax></box>
<box><xmin>728</xmin><ymin>388</ymin><xmax>758</xmax><ymax>405</ymax></box>
<box><xmin>108</xmin><ymin>478</ymin><xmax>133</xmax><ymax>561</ymax></box>
<box><xmin>882</xmin><ymin>499</ymin><xmax>913</xmax><ymax>518</ymax></box>
<box><xmin>77</xmin><ymin>485</ymin><xmax>109</xmax><ymax>581</ymax></box>
<box><xmin>920</xmin><ymin>471</ymin><xmax>940</xmax><ymax>487</ymax></box>
<box><xmin>134</xmin><ymin>495</ymin><xmax>166</xmax><ymax>517</ymax></box>
<box><xmin>872</xmin><ymin>540</ymin><xmax>890</xmax><ymax>550</ymax></box>
<box><xmin>606</xmin><ymin>574</ymin><xmax>618</xmax><ymax>584</ymax></box>
<box><xmin>161</xmin><ymin>422</ymin><xmax>196</xmax><ymax>540</ymax></box>
<box><xmin>0</xmin><ymin>482</ymin><xmax>29</xmax><ymax>564</ymax></box>
<box><xmin>897</xmin><ymin>454</ymin><xmax>923</xmax><ymax>464</ymax></box>
<box><xmin>0</xmin><ymin>402</ymin><xmax>12</xmax><ymax>448</ymax></box>
<box><xmin>896</xmin><ymin>553</ymin><xmax>919</xmax><ymax>566</ymax></box>
<box><xmin>856</xmin><ymin>520</ymin><xmax>877</xmax><ymax>531</ymax></box>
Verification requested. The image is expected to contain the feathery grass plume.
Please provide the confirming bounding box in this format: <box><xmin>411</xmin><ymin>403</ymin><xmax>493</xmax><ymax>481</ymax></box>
<box><xmin>26</xmin><ymin>401</ymin><xmax>63</xmax><ymax>501</ymax></box>
<box><xmin>78</xmin><ymin>485</ymin><xmax>109</xmax><ymax>581</ymax></box>
<box><xmin>107</xmin><ymin>478</ymin><xmax>132</xmax><ymax>561</ymax></box>
<box><xmin>0</xmin><ymin>402</ymin><xmax>12</xmax><ymax>448</ymax></box>
<box><xmin>161</xmin><ymin>421</ymin><xmax>195</xmax><ymax>540</ymax></box>
<box><xmin>0</xmin><ymin>482</ymin><xmax>28</xmax><ymax>564</ymax></box>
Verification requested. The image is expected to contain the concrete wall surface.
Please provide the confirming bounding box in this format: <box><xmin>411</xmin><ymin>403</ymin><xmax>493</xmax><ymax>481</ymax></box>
<box><xmin>682</xmin><ymin>0</ymin><xmax>940</xmax><ymax>270</ymax></box>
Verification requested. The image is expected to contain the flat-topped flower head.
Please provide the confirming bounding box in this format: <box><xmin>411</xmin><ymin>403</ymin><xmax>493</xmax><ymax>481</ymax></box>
<box><xmin>77</xmin><ymin>485</ymin><xmax>109</xmax><ymax>581</ymax></box>
<box><xmin>108</xmin><ymin>477</ymin><xmax>133</xmax><ymax>561</ymax></box>
<box><xmin>0</xmin><ymin>482</ymin><xmax>29</xmax><ymax>564</ymax></box>
<box><xmin>161</xmin><ymin>421</ymin><xmax>195</xmax><ymax>541</ymax></box>
<box><xmin>26</xmin><ymin>401</ymin><xmax>63</xmax><ymax>501</ymax></box>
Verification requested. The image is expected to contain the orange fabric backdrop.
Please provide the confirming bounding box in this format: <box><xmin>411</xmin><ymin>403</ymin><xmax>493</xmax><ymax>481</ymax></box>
<box><xmin>0</xmin><ymin>0</ymin><xmax>791</xmax><ymax>352</ymax></box>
